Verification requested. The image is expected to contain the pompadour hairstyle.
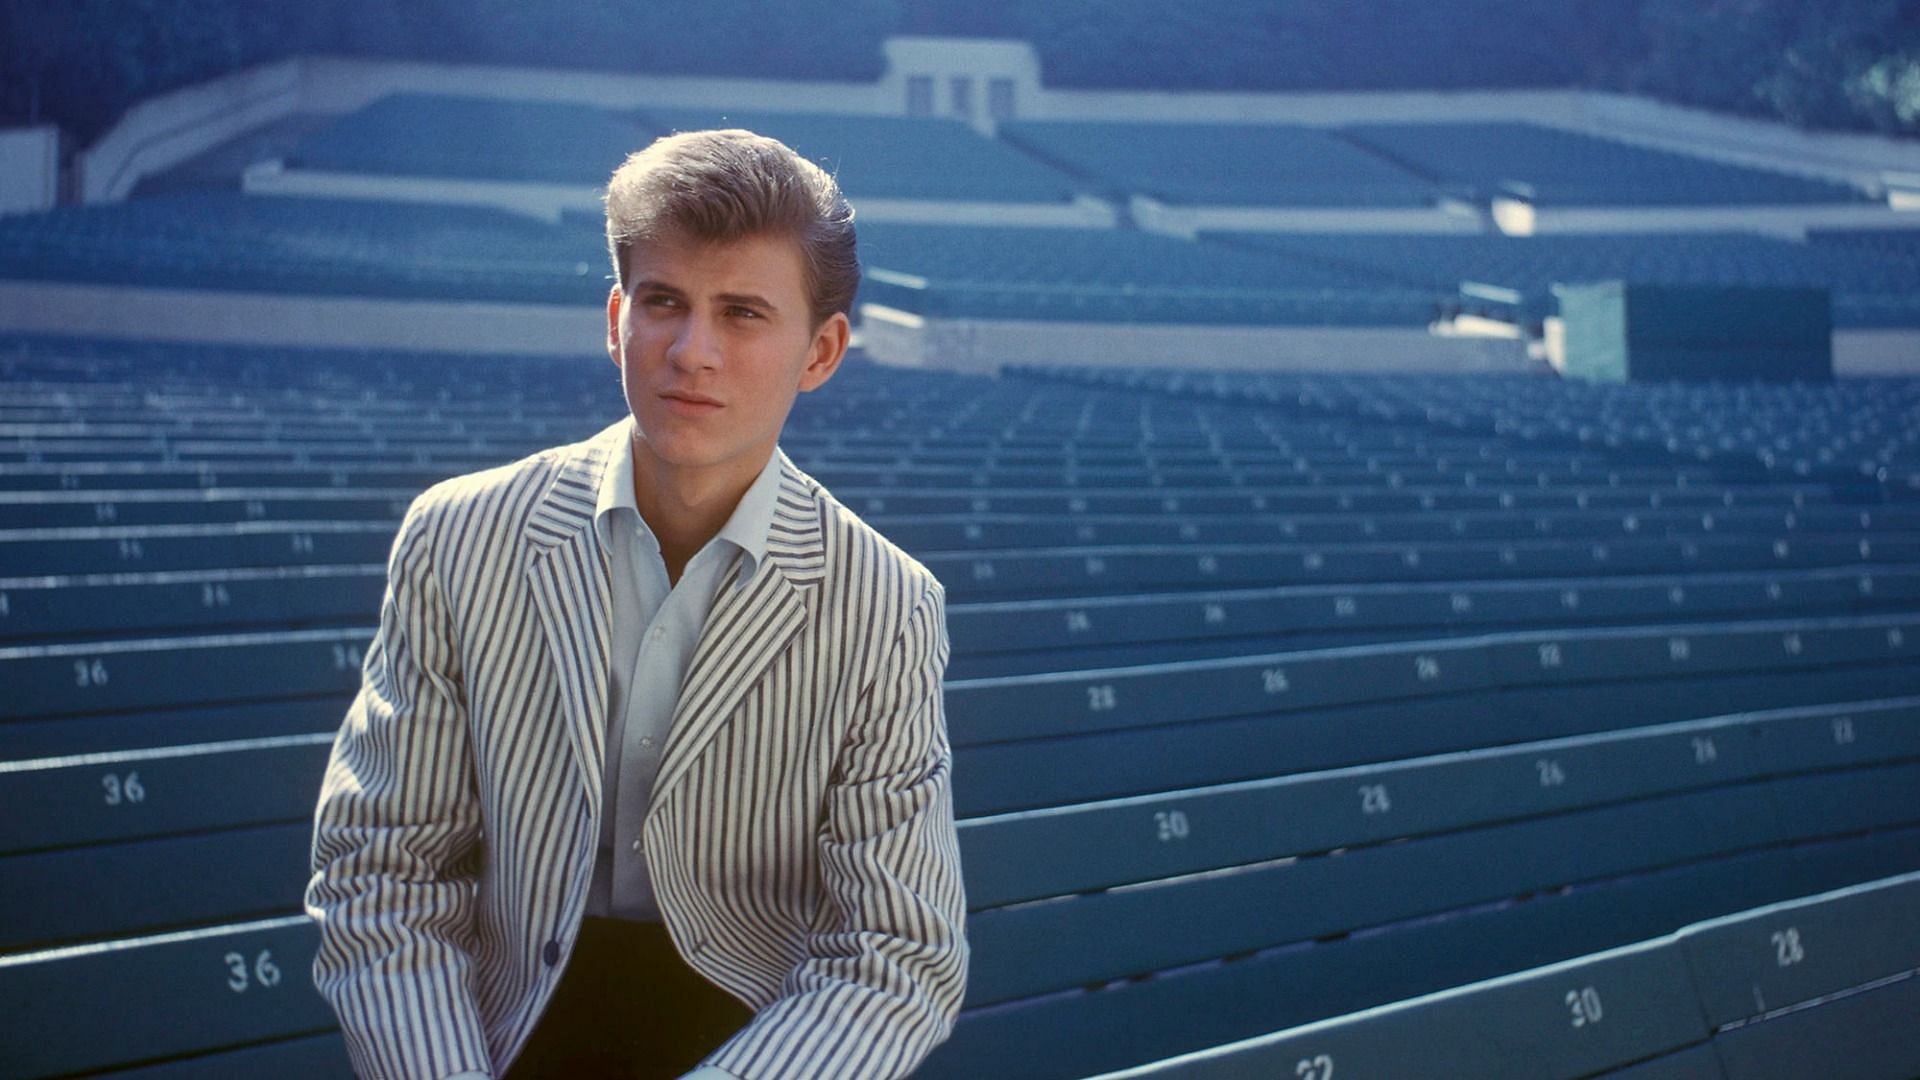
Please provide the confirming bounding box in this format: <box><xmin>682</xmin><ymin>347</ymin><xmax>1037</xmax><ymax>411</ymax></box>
<box><xmin>604</xmin><ymin>128</ymin><xmax>859</xmax><ymax>325</ymax></box>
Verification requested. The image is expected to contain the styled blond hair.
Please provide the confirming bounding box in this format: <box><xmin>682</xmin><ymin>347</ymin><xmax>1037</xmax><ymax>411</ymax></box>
<box><xmin>604</xmin><ymin>128</ymin><xmax>858</xmax><ymax>325</ymax></box>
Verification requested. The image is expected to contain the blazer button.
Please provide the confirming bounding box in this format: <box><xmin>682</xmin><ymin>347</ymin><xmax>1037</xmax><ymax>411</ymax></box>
<box><xmin>542</xmin><ymin>940</ymin><xmax>561</xmax><ymax>967</ymax></box>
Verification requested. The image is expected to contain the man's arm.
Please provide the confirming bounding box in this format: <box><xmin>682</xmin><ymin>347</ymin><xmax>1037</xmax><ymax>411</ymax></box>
<box><xmin>306</xmin><ymin>497</ymin><xmax>493</xmax><ymax>1080</ymax></box>
<box><xmin>706</xmin><ymin>582</ymin><xmax>969</xmax><ymax>1080</ymax></box>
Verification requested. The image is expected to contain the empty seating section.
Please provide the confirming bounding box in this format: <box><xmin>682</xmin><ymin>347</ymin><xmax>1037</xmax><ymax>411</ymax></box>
<box><xmin>858</xmin><ymin>222</ymin><xmax>1434</xmax><ymax>325</ymax></box>
<box><xmin>922</xmin><ymin>672</ymin><xmax>1920</xmax><ymax>1077</ymax></box>
<box><xmin>0</xmin><ymin>192</ymin><xmax>608</xmax><ymax>304</ymax></box>
<box><xmin>299</xmin><ymin>94</ymin><xmax>1083</xmax><ymax>202</ymax></box>
<box><xmin>1090</xmin><ymin>872</ymin><xmax>1920</xmax><ymax>1079</ymax></box>
<box><xmin>1026</xmin><ymin>362</ymin><xmax>1920</xmax><ymax>497</ymax></box>
<box><xmin>642</xmin><ymin>110</ymin><xmax>1082</xmax><ymax>203</ymax></box>
<box><xmin>291</xmin><ymin>94</ymin><xmax>651</xmax><ymax>184</ymax></box>
<box><xmin>1808</xmin><ymin>226</ymin><xmax>1920</xmax><ymax>262</ymax></box>
<box><xmin>10</xmin><ymin>193</ymin><xmax>1913</xmax><ymax>327</ymax></box>
<box><xmin>1205</xmin><ymin>230</ymin><xmax>1920</xmax><ymax>329</ymax></box>
<box><xmin>1341</xmin><ymin>122</ymin><xmax>1867</xmax><ymax>206</ymax></box>
<box><xmin>289</xmin><ymin>98</ymin><xmax>1871</xmax><ymax>211</ymax></box>
<box><xmin>3</xmin><ymin>100</ymin><xmax>1913</xmax><ymax>331</ymax></box>
<box><xmin>996</xmin><ymin>121</ymin><xmax>1437</xmax><ymax>206</ymax></box>
<box><xmin>3</xmin><ymin>334</ymin><xmax>1918</xmax><ymax>1077</ymax></box>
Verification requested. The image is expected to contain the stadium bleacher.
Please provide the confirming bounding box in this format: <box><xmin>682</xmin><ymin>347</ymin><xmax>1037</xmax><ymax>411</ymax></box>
<box><xmin>2</xmin><ymin>333</ymin><xmax>1917</xmax><ymax>1078</ymax></box>
<box><xmin>995</xmin><ymin>120</ymin><xmax>1439</xmax><ymax>206</ymax></box>
<box><xmin>292</xmin><ymin>94</ymin><xmax>1089</xmax><ymax>203</ymax></box>
<box><xmin>1339</xmin><ymin>122</ymin><xmax>1869</xmax><ymax>207</ymax></box>
<box><xmin>0</xmin><ymin>191</ymin><xmax>609</xmax><ymax>304</ymax></box>
<box><xmin>1085</xmin><ymin>871</ymin><xmax>1920</xmax><ymax>1079</ymax></box>
<box><xmin>5</xmin><ymin>100</ymin><xmax>1916</xmax><ymax>336</ymax></box>
<box><xmin>641</xmin><ymin>110</ymin><xmax>1085</xmax><ymax>204</ymax></box>
<box><xmin>1808</xmin><ymin>227</ymin><xmax>1920</xmax><ymax>262</ymax></box>
<box><xmin>1021</xmin><ymin>363</ymin><xmax>1920</xmax><ymax>496</ymax></box>
<box><xmin>857</xmin><ymin>222</ymin><xmax>1436</xmax><ymax>325</ymax></box>
<box><xmin>1204</xmin><ymin>230</ymin><xmax>1920</xmax><ymax>330</ymax></box>
<box><xmin>21</xmin><ymin>200</ymin><xmax>1916</xmax><ymax>335</ymax></box>
<box><xmin>291</xmin><ymin>94</ymin><xmax>654</xmax><ymax>185</ymax></box>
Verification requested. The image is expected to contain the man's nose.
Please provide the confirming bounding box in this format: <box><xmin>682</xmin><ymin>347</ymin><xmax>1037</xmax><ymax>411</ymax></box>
<box><xmin>666</xmin><ymin>312</ymin><xmax>721</xmax><ymax>370</ymax></box>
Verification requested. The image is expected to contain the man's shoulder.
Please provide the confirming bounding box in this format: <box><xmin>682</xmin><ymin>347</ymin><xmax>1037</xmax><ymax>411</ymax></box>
<box><xmin>792</xmin><ymin>465</ymin><xmax>944</xmax><ymax>605</ymax></box>
<box><xmin>404</xmin><ymin>423</ymin><xmax>616</xmax><ymax>535</ymax></box>
<box><xmin>408</xmin><ymin>445</ymin><xmax>567</xmax><ymax>522</ymax></box>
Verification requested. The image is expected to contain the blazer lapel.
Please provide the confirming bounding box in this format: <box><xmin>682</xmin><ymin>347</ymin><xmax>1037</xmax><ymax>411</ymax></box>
<box><xmin>653</xmin><ymin>452</ymin><xmax>827</xmax><ymax>801</ymax></box>
<box><xmin>523</xmin><ymin>421</ymin><xmax>626</xmax><ymax>812</ymax></box>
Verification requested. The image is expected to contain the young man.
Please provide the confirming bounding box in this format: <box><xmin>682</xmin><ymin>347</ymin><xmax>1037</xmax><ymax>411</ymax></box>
<box><xmin>306</xmin><ymin>130</ymin><xmax>968</xmax><ymax>1080</ymax></box>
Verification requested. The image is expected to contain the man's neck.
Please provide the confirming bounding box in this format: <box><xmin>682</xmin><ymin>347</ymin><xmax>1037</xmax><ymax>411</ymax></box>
<box><xmin>630</xmin><ymin>438</ymin><xmax>767</xmax><ymax>586</ymax></box>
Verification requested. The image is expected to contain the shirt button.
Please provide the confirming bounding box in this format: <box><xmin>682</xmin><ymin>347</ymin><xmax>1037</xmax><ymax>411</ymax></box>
<box><xmin>630</xmin><ymin>838</ymin><xmax>643</xmax><ymax>853</ymax></box>
<box><xmin>542</xmin><ymin>940</ymin><xmax>561</xmax><ymax>967</ymax></box>
<box><xmin>638</xmin><ymin>736</ymin><xmax>654</xmax><ymax>750</ymax></box>
<box><xmin>647</xmin><ymin>626</ymin><xmax>664</xmax><ymax>643</ymax></box>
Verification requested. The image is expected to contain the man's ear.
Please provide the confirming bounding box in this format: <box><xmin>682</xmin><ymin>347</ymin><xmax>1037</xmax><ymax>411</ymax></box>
<box><xmin>798</xmin><ymin>311</ymin><xmax>851</xmax><ymax>393</ymax></box>
<box><xmin>606</xmin><ymin>284</ymin><xmax>623</xmax><ymax>367</ymax></box>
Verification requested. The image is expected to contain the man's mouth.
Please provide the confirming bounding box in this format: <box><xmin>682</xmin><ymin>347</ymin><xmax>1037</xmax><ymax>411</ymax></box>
<box><xmin>659</xmin><ymin>390</ymin><xmax>723</xmax><ymax>415</ymax></box>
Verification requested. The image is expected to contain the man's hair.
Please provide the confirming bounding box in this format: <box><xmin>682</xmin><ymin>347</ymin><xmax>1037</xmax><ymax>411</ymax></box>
<box><xmin>604</xmin><ymin>128</ymin><xmax>859</xmax><ymax>326</ymax></box>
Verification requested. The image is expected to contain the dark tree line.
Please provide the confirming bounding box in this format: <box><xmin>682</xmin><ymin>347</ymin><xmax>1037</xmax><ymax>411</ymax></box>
<box><xmin>3</xmin><ymin>0</ymin><xmax>1915</xmax><ymax>145</ymax></box>
<box><xmin>1627</xmin><ymin>0</ymin><xmax>1920</xmax><ymax>134</ymax></box>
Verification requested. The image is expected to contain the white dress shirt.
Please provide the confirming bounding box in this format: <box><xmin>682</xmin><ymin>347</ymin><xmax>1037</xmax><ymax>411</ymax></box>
<box><xmin>586</xmin><ymin>431</ymin><xmax>784</xmax><ymax>921</ymax></box>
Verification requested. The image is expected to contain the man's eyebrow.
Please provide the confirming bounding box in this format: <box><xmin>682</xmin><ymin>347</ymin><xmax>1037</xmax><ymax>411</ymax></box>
<box><xmin>715</xmin><ymin>291</ymin><xmax>779</xmax><ymax>312</ymax></box>
<box><xmin>630</xmin><ymin>277</ymin><xmax>685</xmax><ymax>297</ymax></box>
<box><xmin>630</xmin><ymin>280</ymin><xmax>778</xmax><ymax>312</ymax></box>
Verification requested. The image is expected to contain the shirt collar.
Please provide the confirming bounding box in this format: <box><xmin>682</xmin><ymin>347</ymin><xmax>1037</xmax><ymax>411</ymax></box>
<box><xmin>594</xmin><ymin>421</ymin><xmax>784</xmax><ymax>585</ymax></box>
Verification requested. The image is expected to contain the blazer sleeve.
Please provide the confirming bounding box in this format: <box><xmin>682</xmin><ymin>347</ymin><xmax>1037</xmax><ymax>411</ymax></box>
<box><xmin>305</xmin><ymin>495</ymin><xmax>494</xmax><ymax>1080</ymax></box>
<box><xmin>707</xmin><ymin>581</ymin><xmax>969</xmax><ymax>1080</ymax></box>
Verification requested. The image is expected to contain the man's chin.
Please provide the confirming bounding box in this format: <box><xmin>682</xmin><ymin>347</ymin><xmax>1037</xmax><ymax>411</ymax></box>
<box><xmin>632</xmin><ymin>434</ymin><xmax>732</xmax><ymax>472</ymax></box>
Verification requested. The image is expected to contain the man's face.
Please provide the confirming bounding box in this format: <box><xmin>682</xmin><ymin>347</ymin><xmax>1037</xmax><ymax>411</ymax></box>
<box><xmin>607</xmin><ymin>229</ymin><xmax>848</xmax><ymax>493</ymax></box>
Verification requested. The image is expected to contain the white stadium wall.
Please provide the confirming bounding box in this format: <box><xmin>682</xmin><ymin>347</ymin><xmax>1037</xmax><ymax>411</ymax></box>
<box><xmin>1133</xmin><ymin>196</ymin><xmax>1487</xmax><ymax>238</ymax></box>
<box><xmin>291</xmin><ymin>55</ymin><xmax>890</xmax><ymax>119</ymax></box>
<box><xmin>0</xmin><ymin>126</ymin><xmax>61</xmax><ymax>217</ymax></box>
<box><xmin>0</xmin><ymin>279</ymin><xmax>604</xmax><ymax>358</ymax></box>
<box><xmin>237</xmin><ymin>159</ymin><xmax>601</xmax><ymax>222</ymax></box>
<box><xmin>880</xmin><ymin>37</ymin><xmax>1044</xmax><ymax>133</ymax></box>
<box><xmin>238</xmin><ymin>161</ymin><xmax>1119</xmax><ymax>227</ymax></box>
<box><xmin>858</xmin><ymin>304</ymin><xmax>1532</xmax><ymax>376</ymax></box>
<box><xmin>859</xmin><ymin>308</ymin><xmax>1917</xmax><ymax>379</ymax></box>
<box><xmin>1834</xmin><ymin>332</ymin><xmax>1920</xmax><ymax>378</ymax></box>
<box><xmin>78</xmin><ymin>60</ymin><xmax>305</xmax><ymax>204</ymax></box>
<box><xmin>1520</xmin><ymin>203</ymin><xmax>1920</xmax><ymax>241</ymax></box>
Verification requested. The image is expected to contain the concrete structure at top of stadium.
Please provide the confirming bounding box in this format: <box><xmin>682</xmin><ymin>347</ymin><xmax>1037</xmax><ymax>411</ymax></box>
<box><xmin>7</xmin><ymin>37</ymin><xmax>1920</xmax><ymax>376</ymax></box>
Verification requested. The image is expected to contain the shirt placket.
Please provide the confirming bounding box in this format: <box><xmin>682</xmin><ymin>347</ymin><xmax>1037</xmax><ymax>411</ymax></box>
<box><xmin>609</xmin><ymin>544</ymin><xmax>691</xmax><ymax>922</ymax></box>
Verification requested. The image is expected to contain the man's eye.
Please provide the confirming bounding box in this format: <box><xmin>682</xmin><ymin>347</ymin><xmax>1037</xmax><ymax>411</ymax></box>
<box><xmin>642</xmin><ymin>293</ymin><xmax>679</xmax><ymax>308</ymax></box>
<box><xmin>726</xmin><ymin>305</ymin><xmax>762</xmax><ymax>319</ymax></box>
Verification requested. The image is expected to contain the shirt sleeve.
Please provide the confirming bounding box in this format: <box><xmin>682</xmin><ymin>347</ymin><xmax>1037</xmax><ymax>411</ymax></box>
<box><xmin>705</xmin><ymin>583</ymin><xmax>969</xmax><ymax>1080</ymax></box>
<box><xmin>306</xmin><ymin>495</ymin><xmax>493</xmax><ymax>1080</ymax></box>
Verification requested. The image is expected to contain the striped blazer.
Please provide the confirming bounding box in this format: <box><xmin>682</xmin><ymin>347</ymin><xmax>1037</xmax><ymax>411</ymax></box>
<box><xmin>306</xmin><ymin>419</ymin><xmax>968</xmax><ymax>1080</ymax></box>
